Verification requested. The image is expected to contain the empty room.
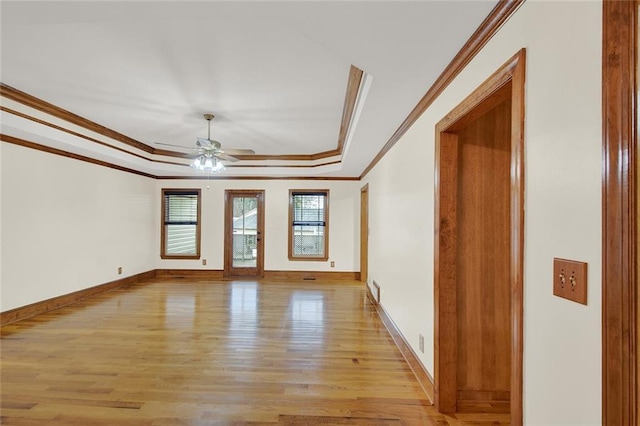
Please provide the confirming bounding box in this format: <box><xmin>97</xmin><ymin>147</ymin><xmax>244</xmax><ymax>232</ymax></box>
<box><xmin>1</xmin><ymin>1</ymin><xmax>637</xmax><ymax>425</ymax></box>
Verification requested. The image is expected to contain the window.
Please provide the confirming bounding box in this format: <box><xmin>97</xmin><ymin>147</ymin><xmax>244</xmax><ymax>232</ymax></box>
<box><xmin>161</xmin><ymin>189</ymin><xmax>201</xmax><ymax>259</ymax></box>
<box><xmin>289</xmin><ymin>190</ymin><xmax>329</xmax><ymax>261</ymax></box>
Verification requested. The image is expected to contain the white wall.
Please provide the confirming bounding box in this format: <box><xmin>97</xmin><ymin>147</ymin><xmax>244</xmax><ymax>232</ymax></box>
<box><xmin>156</xmin><ymin>179</ymin><xmax>361</xmax><ymax>272</ymax></box>
<box><xmin>363</xmin><ymin>1</ymin><xmax>602</xmax><ymax>424</ymax></box>
<box><xmin>1</xmin><ymin>143</ymin><xmax>157</xmax><ymax>311</ymax></box>
<box><xmin>0</xmin><ymin>141</ymin><xmax>360</xmax><ymax>312</ymax></box>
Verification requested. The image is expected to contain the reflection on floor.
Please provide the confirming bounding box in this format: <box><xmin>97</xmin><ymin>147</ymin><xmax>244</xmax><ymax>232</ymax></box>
<box><xmin>0</xmin><ymin>278</ymin><xmax>510</xmax><ymax>425</ymax></box>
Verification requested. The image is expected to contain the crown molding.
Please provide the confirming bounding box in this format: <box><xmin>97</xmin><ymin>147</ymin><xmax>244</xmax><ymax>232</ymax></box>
<box><xmin>1</xmin><ymin>133</ymin><xmax>156</xmax><ymax>179</ymax></box>
<box><xmin>360</xmin><ymin>0</ymin><xmax>525</xmax><ymax>179</ymax></box>
<box><xmin>1</xmin><ymin>134</ymin><xmax>360</xmax><ymax>181</ymax></box>
<box><xmin>157</xmin><ymin>175</ymin><xmax>360</xmax><ymax>181</ymax></box>
<box><xmin>0</xmin><ymin>105</ymin><xmax>185</xmax><ymax>167</ymax></box>
<box><xmin>0</xmin><ymin>65</ymin><xmax>363</xmax><ymax>167</ymax></box>
<box><xmin>1</xmin><ymin>105</ymin><xmax>344</xmax><ymax>169</ymax></box>
<box><xmin>0</xmin><ymin>83</ymin><xmax>153</xmax><ymax>154</ymax></box>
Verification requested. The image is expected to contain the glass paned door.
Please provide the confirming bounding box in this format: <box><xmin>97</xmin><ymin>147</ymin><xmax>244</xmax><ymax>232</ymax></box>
<box><xmin>232</xmin><ymin>196</ymin><xmax>258</xmax><ymax>268</ymax></box>
<box><xmin>224</xmin><ymin>190</ymin><xmax>264</xmax><ymax>277</ymax></box>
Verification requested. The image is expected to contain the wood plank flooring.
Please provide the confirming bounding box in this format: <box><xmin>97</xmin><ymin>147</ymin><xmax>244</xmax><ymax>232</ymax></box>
<box><xmin>1</xmin><ymin>278</ymin><xmax>509</xmax><ymax>425</ymax></box>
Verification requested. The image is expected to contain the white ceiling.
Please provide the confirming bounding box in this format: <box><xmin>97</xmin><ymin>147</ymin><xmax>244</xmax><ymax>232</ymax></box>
<box><xmin>1</xmin><ymin>1</ymin><xmax>498</xmax><ymax>178</ymax></box>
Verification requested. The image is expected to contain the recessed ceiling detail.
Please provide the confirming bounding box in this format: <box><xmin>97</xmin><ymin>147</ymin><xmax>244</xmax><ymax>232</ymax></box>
<box><xmin>0</xmin><ymin>1</ymin><xmax>499</xmax><ymax>178</ymax></box>
<box><xmin>0</xmin><ymin>69</ymin><xmax>363</xmax><ymax>176</ymax></box>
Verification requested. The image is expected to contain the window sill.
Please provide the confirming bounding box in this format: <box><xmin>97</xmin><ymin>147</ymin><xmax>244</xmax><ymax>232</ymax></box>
<box><xmin>288</xmin><ymin>256</ymin><xmax>329</xmax><ymax>262</ymax></box>
<box><xmin>161</xmin><ymin>255</ymin><xmax>201</xmax><ymax>260</ymax></box>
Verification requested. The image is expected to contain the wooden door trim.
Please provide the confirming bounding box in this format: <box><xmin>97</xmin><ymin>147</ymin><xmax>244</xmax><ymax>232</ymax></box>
<box><xmin>360</xmin><ymin>184</ymin><xmax>369</xmax><ymax>283</ymax></box>
<box><xmin>224</xmin><ymin>190</ymin><xmax>265</xmax><ymax>278</ymax></box>
<box><xmin>602</xmin><ymin>1</ymin><xmax>638</xmax><ymax>424</ymax></box>
<box><xmin>434</xmin><ymin>49</ymin><xmax>525</xmax><ymax>424</ymax></box>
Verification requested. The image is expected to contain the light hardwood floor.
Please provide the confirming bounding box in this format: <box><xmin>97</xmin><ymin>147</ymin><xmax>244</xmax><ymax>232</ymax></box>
<box><xmin>1</xmin><ymin>278</ymin><xmax>509</xmax><ymax>425</ymax></box>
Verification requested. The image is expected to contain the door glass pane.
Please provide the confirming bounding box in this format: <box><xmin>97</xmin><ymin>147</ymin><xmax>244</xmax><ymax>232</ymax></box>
<box><xmin>232</xmin><ymin>196</ymin><xmax>258</xmax><ymax>268</ymax></box>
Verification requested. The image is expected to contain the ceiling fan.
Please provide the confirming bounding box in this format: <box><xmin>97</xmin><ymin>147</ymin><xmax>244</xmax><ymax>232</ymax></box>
<box><xmin>156</xmin><ymin>114</ymin><xmax>255</xmax><ymax>172</ymax></box>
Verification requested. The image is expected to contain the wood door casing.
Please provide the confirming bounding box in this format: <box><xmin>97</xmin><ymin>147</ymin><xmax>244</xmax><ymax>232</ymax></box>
<box><xmin>602</xmin><ymin>2</ymin><xmax>638</xmax><ymax>424</ymax></box>
<box><xmin>435</xmin><ymin>49</ymin><xmax>525</xmax><ymax>423</ymax></box>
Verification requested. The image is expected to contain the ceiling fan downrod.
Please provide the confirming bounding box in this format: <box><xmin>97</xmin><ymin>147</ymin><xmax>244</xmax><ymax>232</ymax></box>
<box><xmin>203</xmin><ymin>113</ymin><xmax>214</xmax><ymax>140</ymax></box>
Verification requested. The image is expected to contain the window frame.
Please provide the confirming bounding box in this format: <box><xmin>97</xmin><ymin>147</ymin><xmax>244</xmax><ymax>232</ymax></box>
<box><xmin>160</xmin><ymin>188</ymin><xmax>202</xmax><ymax>260</ymax></box>
<box><xmin>288</xmin><ymin>189</ymin><xmax>329</xmax><ymax>261</ymax></box>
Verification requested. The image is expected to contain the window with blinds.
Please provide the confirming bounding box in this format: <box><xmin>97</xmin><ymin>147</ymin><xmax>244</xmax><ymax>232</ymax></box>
<box><xmin>289</xmin><ymin>190</ymin><xmax>329</xmax><ymax>260</ymax></box>
<box><xmin>161</xmin><ymin>189</ymin><xmax>201</xmax><ymax>259</ymax></box>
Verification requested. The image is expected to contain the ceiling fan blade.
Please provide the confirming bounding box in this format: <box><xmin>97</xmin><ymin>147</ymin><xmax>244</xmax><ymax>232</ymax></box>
<box><xmin>155</xmin><ymin>142</ymin><xmax>196</xmax><ymax>151</ymax></box>
<box><xmin>215</xmin><ymin>153</ymin><xmax>240</xmax><ymax>162</ymax></box>
<box><xmin>224</xmin><ymin>149</ymin><xmax>255</xmax><ymax>155</ymax></box>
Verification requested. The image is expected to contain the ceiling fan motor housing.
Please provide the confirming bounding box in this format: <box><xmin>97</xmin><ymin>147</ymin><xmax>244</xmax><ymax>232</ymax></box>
<box><xmin>196</xmin><ymin>138</ymin><xmax>222</xmax><ymax>150</ymax></box>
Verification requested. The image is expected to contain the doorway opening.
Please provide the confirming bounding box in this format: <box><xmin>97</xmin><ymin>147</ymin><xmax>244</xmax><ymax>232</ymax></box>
<box><xmin>434</xmin><ymin>50</ymin><xmax>525</xmax><ymax>423</ymax></box>
<box><xmin>360</xmin><ymin>184</ymin><xmax>369</xmax><ymax>284</ymax></box>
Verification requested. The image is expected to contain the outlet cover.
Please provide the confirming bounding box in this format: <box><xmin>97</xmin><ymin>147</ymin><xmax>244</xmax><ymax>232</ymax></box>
<box><xmin>118</xmin><ymin>267</ymin><xmax>122</xmax><ymax>275</ymax></box>
<box><xmin>419</xmin><ymin>334</ymin><xmax>425</xmax><ymax>353</ymax></box>
<box><xmin>553</xmin><ymin>258</ymin><xmax>587</xmax><ymax>305</ymax></box>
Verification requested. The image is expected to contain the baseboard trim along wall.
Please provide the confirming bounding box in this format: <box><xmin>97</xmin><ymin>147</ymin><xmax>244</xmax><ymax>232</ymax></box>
<box><xmin>154</xmin><ymin>270</ymin><xmax>359</xmax><ymax>281</ymax></box>
<box><xmin>0</xmin><ymin>270</ymin><xmax>156</xmax><ymax>326</ymax></box>
<box><xmin>369</xmin><ymin>296</ymin><xmax>435</xmax><ymax>404</ymax></box>
<box><xmin>263</xmin><ymin>270</ymin><xmax>360</xmax><ymax>281</ymax></box>
<box><xmin>366</xmin><ymin>281</ymin><xmax>379</xmax><ymax>305</ymax></box>
<box><xmin>1</xmin><ymin>269</ymin><xmax>361</xmax><ymax>325</ymax></box>
<box><xmin>155</xmin><ymin>269</ymin><xmax>225</xmax><ymax>279</ymax></box>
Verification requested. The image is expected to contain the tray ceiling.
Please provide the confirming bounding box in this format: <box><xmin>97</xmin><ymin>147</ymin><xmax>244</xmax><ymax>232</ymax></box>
<box><xmin>1</xmin><ymin>1</ymin><xmax>498</xmax><ymax>178</ymax></box>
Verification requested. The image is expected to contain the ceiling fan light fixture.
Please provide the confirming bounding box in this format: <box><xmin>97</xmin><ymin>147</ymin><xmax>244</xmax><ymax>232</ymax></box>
<box><xmin>156</xmin><ymin>113</ymin><xmax>250</xmax><ymax>172</ymax></box>
<box><xmin>191</xmin><ymin>154</ymin><xmax>225</xmax><ymax>173</ymax></box>
<box><xmin>192</xmin><ymin>156</ymin><xmax>203</xmax><ymax>169</ymax></box>
<box><xmin>213</xmin><ymin>160</ymin><xmax>225</xmax><ymax>172</ymax></box>
<box><xmin>204</xmin><ymin>157</ymin><xmax>214</xmax><ymax>170</ymax></box>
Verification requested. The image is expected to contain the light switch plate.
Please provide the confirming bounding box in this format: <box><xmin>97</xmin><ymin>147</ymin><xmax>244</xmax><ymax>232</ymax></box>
<box><xmin>553</xmin><ymin>258</ymin><xmax>588</xmax><ymax>305</ymax></box>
